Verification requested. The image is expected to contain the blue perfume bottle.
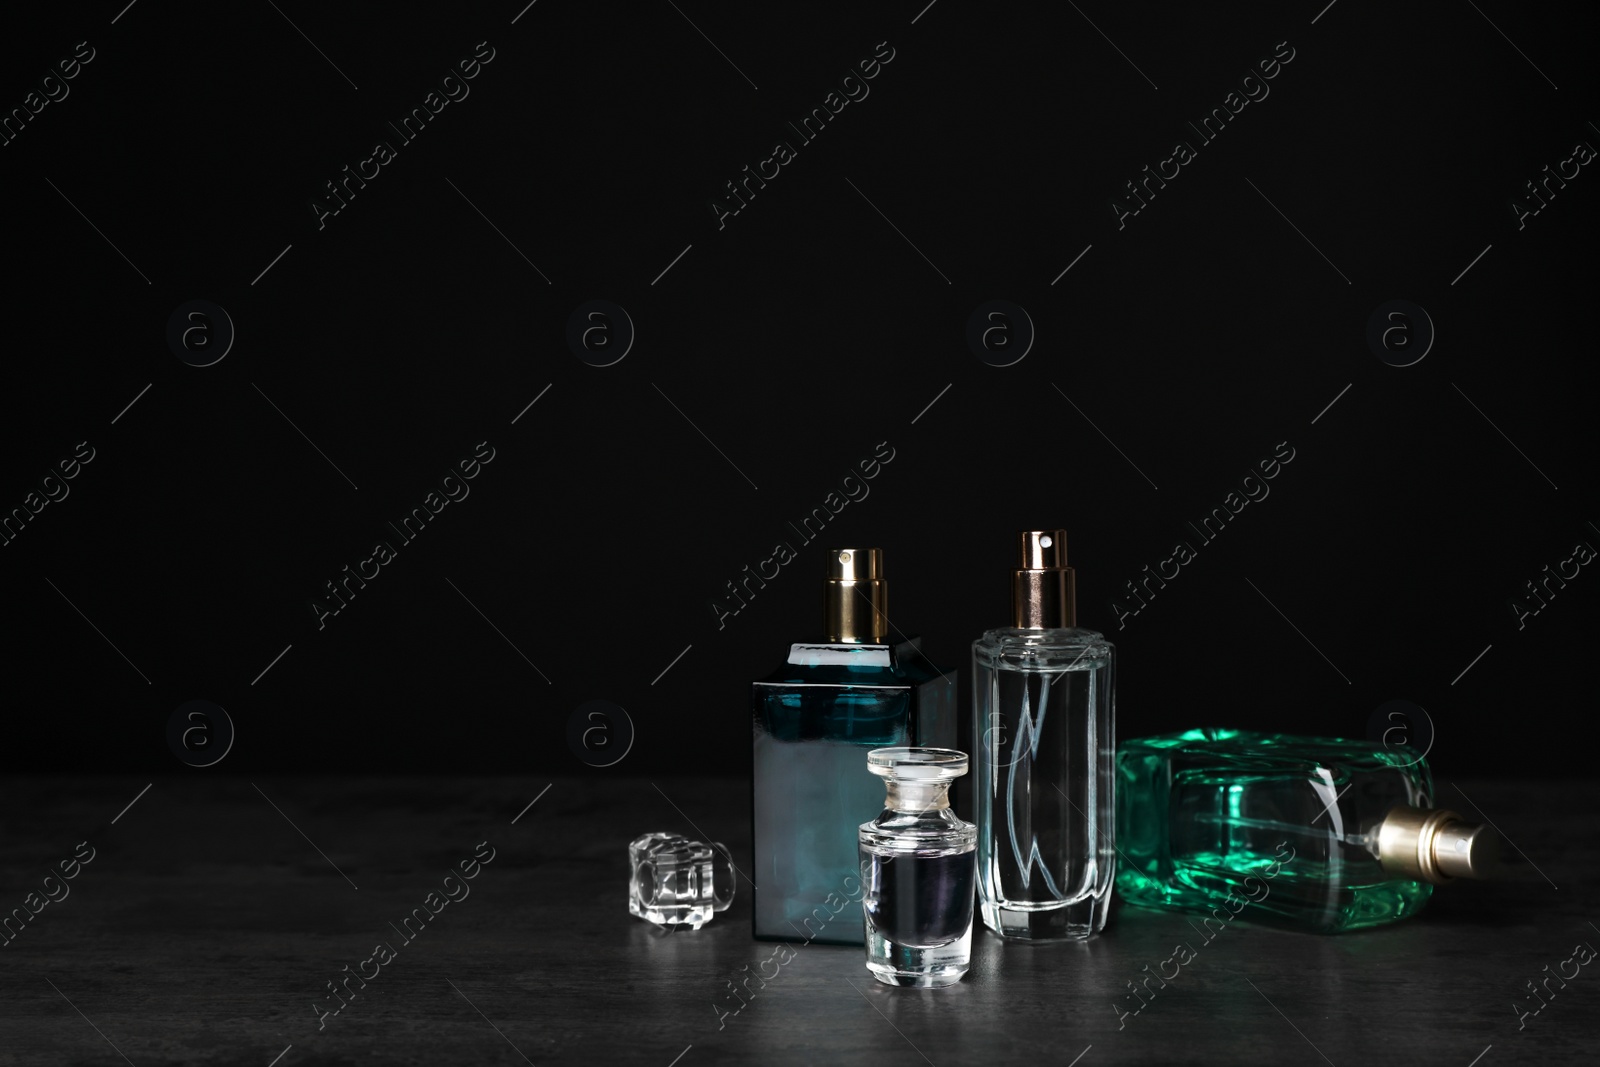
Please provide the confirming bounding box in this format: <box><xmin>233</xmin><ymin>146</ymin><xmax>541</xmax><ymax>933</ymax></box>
<box><xmin>751</xmin><ymin>548</ymin><xmax>956</xmax><ymax>944</ymax></box>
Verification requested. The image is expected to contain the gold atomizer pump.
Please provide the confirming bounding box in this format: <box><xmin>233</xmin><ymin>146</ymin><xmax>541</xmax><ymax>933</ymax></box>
<box><xmin>1012</xmin><ymin>529</ymin><xmax>1076</xmax><ymax>628</ymax></box>
<box><xmin>1376</xmin><ymin>806</ymin><xmax>1499</xmax><ymax>884</ymax></box>
<box><xmin>824</xmin><ymin>548</ymin><xmax>887</xmax><ymax>642</ymax></box>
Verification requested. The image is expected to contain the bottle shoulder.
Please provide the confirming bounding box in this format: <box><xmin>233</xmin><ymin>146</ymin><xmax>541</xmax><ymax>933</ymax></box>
<box><xmin>975</xmin><ymin>626</ymin><xmax>1112</xmax><ymax>648</ymax></box>
<box><xmin>972</xmin><ymin>626</ymin><xmax>1113</xmax><ymax>669</ymax></box>
<box><xmin>858</xmin><ymin>809</ymin><xmax>976</xmax><ymax>854</ymax></box>
<box><xmin>755</xmin><ymin>636</ymin><xmax>948</xmax><ymax>687</ymax></box>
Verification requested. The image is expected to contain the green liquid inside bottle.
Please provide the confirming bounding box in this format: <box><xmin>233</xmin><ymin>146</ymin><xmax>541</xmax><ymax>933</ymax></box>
<box><xmin>1116</xmin><ymin>728</ymin><xmax>1450</xmax><ymax>933</ymax></box>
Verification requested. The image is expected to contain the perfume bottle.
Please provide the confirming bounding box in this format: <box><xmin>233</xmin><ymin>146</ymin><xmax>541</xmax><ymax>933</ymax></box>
<box><xmin>1116</xmin><ymin>728</ymin><xmax>1498</xmax><ymax>932</ymax></box>
<box><xmin>972</xmin><ymin>529</ymin><xmax>1116</xmax><ymax>941</ymax></box>
<box><xmin>751</xmin><ymin>548</ymin><xmax>956</xmax><ymax>944</ymax></box>
<box><xmin>859</xmin><ymin>748</ymin><xmax>977</xmax><ymax>987</ymax></box>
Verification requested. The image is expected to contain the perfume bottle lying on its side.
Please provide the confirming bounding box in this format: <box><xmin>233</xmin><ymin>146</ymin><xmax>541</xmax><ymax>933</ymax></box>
<box><xmin>1116</xmin><ymin>728</ymin><xmax>1499</xmax><ymax>933</ymax></box>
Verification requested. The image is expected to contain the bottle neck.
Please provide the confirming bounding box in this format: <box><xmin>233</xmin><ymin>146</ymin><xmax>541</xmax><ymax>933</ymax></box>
<box><xmin>1011</xmin><ymin>566</ymin><xmax>1075</xmax><ymax>628</ymax></box>
<box><xmin>883</xmin><ymin>781</ymin><xmax>951</xmax><ymax>813</ymax></box>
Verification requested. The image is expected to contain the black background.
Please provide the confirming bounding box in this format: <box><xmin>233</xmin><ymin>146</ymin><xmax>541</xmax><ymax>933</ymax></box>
<box><xmin>3</xmin><ymin>0</ymin><xmax>1596</xmax><ymax>778</ymax></box>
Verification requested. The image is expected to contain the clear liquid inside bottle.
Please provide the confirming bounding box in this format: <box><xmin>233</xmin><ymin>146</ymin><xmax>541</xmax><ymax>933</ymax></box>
<box><xmin>972</xmin><ymin>627</ymin><xmax>1115</xmax><ymax>940</ymax></box>
<box><xmin>859</xmin><ymin>748</ymin><xmax>977</xmax><ymax>987</ymax></box>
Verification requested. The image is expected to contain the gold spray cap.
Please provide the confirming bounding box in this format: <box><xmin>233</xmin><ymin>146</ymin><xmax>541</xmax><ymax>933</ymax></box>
<box><xmin>1376</xmin><ymin>806</ymin><xmax>1500</xmax><ymax>884</ymax></box>
<box><xmin>824</xmin><ymin>548</ymin><xmax>887</xmax><ymax>642</ymax></box>
<box><xmin>1012</xmin><ymin>530</ymin><xmax>1076</xmax><ymax>629</ymax></box>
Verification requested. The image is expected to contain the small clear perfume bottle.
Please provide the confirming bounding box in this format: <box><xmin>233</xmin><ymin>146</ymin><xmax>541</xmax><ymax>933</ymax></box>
<box><xmin>1116</xmin><ymin>728</ymin><xmax>1498</xmax><ymax>933</ymax></box>
<box><xmin>858</xmin><ymin>748</ymin><xmax>977</xmax><ymax>987</ymax></box>
<box><xmin>972</xmin><ymin>530</ymin><xmax>1116</xmax><ymax>941</ymax></box>
<box><xmin>751</xmin><ymin>549</ymin><xmax>956</xmax><ymax>944</ymax></box>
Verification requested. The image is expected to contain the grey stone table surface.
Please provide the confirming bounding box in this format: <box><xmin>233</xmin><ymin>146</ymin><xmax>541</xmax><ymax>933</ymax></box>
<box><xmin>0</xmin><ymin>776</ymin><xmax>1593</xmax><ymax>1066</ymax></box>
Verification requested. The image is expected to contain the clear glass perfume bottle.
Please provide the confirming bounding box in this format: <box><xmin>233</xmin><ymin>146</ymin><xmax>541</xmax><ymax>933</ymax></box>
<box><xmin>751</xmin><ymin>549</ymin><xmax>956</xmax><ymax>944</ymax></box>
<box><xmin>1116</xmin><ymin>728</ymin><xmax>1498</xmax><ymax>932</ymax></box>
<box><xmin>859</xmin><ymin>748</ymin><xmax>977</xmax><ymax>987</ymax></box>
<box><xmin>972</xmin><ymin>530</ymin><xmax>1115</xmax><ymax>941</ymax></box>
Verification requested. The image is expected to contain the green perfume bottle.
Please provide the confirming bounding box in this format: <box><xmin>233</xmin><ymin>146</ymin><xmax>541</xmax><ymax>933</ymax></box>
<box><xmin>1116</xmin><ymin>728</ymin><xmax>1497</xmax><ymax>933</ymax></box>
